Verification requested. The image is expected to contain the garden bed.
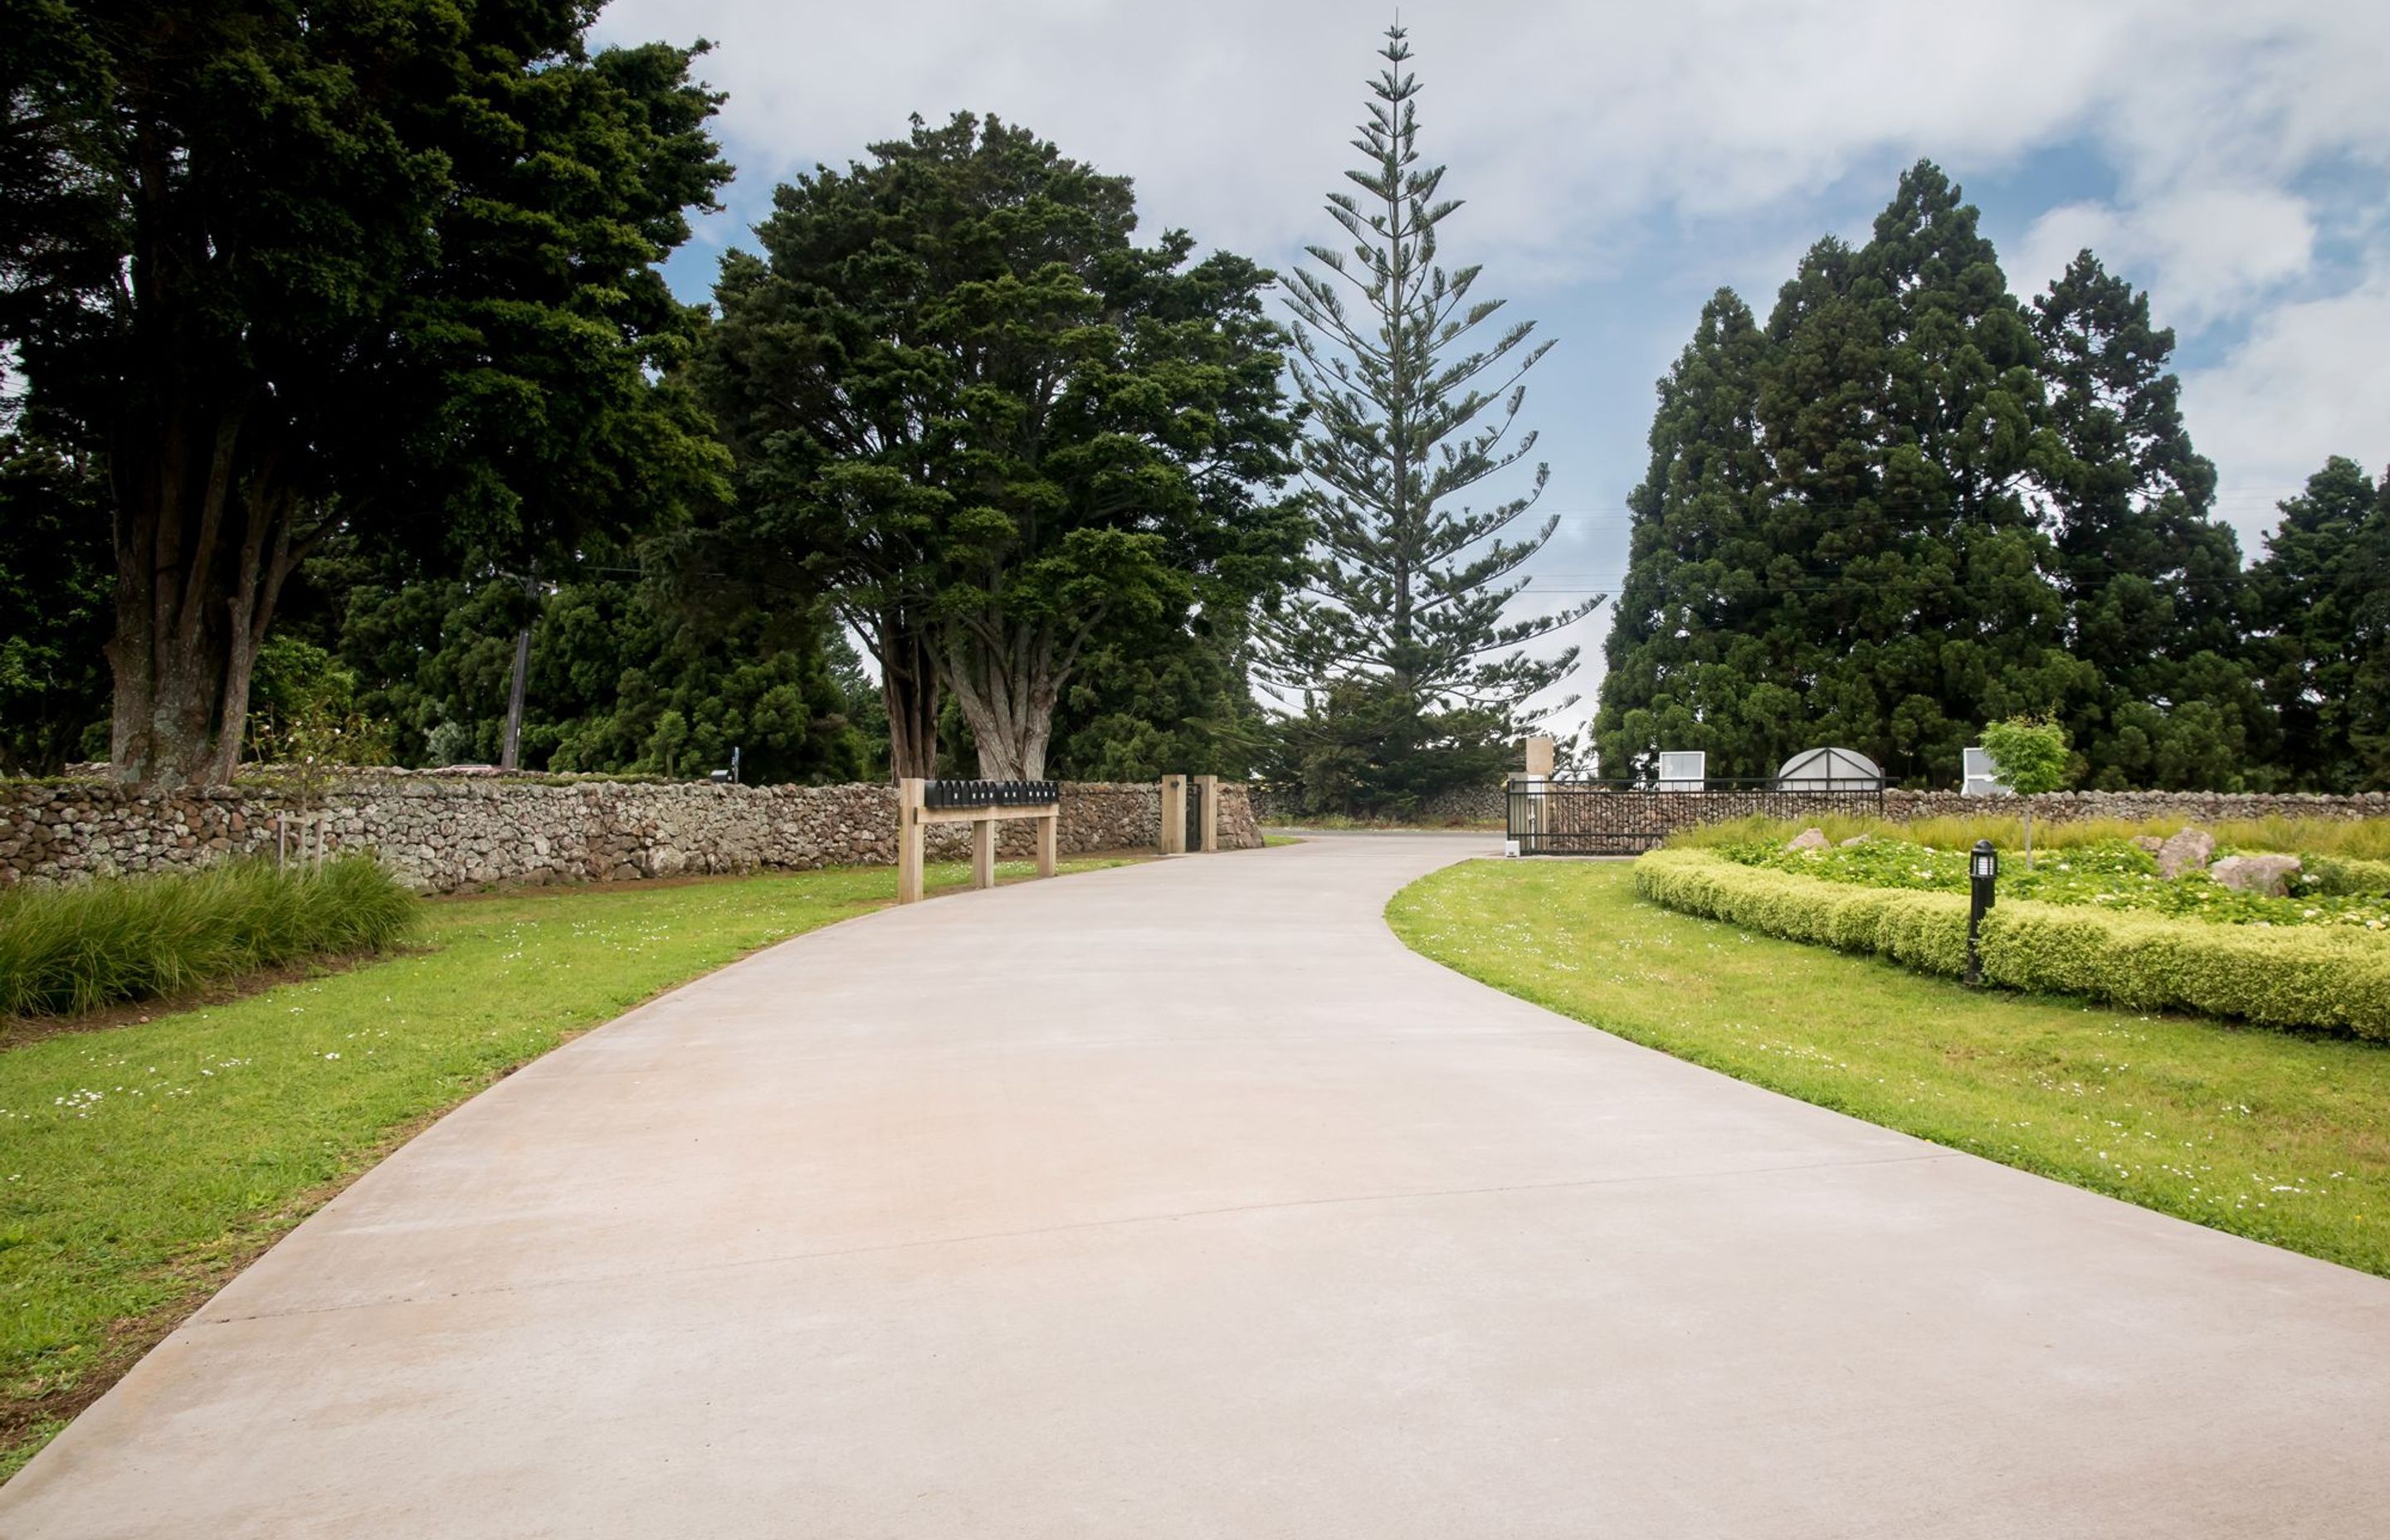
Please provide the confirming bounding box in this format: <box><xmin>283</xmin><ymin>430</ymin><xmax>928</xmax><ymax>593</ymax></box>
<box><xmin>1632</xmin><ymin>847</ymin><xmax>2390</xmax><ymax>1036</ymax></box>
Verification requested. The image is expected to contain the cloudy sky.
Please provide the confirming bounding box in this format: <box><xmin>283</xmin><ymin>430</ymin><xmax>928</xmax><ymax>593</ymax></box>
<box><xmin>598</xmin><ymin>0</ymin><xmax>2390</xmax><ymax>724</ymax></box>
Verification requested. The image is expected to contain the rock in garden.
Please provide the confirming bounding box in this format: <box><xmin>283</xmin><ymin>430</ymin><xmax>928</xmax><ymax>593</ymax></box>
<box><xmin>1838</xmin><ymin>836</ymin><xmax>1870</xmax><ymax>847</ymax></box>
<box><xmin>2156</xmin><ymin>826</ymin><xmax>2215</xmax><ymax>880</ymax></box>
<box><xmin>2209</xmin><ymin>853</ymin><xmax>2301</xmax><ymax>897</ymax></box>
<box><xmin>2132</xmin><ymin>836</ymin><xmax>2164</xmax><ymax>855</ymax></box>
<box><xmin>1787</xmin><ymin>827</ymin><xmax>1829</xmax><ymax>851</ymax></box>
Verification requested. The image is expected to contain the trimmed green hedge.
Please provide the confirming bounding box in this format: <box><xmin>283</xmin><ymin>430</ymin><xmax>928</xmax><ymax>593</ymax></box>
<box><xmin>1633</xmin><ymin>848</ymin><xmax>2390</xmax><ymax>1038</ymax></box>
<box><xmin>2306</xmin><ymin>854</ymin><xmax>2390</xmax><ymax>898</ymax></box>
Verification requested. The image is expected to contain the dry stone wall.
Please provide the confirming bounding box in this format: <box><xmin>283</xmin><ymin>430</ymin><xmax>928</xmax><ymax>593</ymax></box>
<box><xmin>1251</xmin><ymin>781</ymin><xmax>2390</xmax><ymax>836</ymax></box>
<box><xmin>0</xmin><ymin>776</ymin><xmax>1261</xmax><ymax>894</ymax></box>
<box><xmin>1881</xmin><ymin>789</ymin><xmax>2390</xmax><ymax>824</ymax></box>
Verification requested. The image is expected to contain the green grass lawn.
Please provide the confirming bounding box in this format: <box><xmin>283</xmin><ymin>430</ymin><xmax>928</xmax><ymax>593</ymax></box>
<box><xmin>0</xmin><ymin>855</ymin><xmax>1122</xmax><ymax>1479</ymax></box>
<box><xmin>1389</xmin><ymin>859</ymin><xmax>2390</xmax><ymax>1279</ymax></box>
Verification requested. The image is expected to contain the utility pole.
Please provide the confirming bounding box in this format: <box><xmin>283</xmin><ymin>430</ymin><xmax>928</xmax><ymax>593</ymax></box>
<box><xmin>499</xmin><ymin>571</ymin><xmax>539</xmax><ymax>772</ymax></box>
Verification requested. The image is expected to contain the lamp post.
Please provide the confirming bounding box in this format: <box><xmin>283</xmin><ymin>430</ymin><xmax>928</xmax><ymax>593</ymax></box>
<box><xmin>1966</xmin><ymin>840</ymin><xmax>1998</xmax><ymax>987</ymax></box>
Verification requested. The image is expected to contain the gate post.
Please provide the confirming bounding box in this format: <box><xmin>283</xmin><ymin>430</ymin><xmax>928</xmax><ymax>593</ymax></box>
<box><xmin>1159</xmin><ymin>774</ymin><xmax>1188</xmax><ymax>855</ymax></box>
<box><xmin>1195</xmin><ymin>774</ymin><xmax>1219</xmax><ymax>852</ymax></box>
<box><xmin>897</xmin><ymin>777</ymin><xmax>927</xmax><ymax>904</ymax></box>
<box><xmin>1036</xmin><ymin>799</ymin><xmax>1059</xmax><ymax>878</ymax></box>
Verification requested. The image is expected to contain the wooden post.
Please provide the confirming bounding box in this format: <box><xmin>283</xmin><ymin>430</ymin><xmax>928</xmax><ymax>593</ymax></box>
<box><xmin>1036</xmin><ymin>808</ymin><xmax>1059</xmax><ymax>878</ymax></box>
<box><xmin>1196</xmin><ymin>774</ymin><xmax>1219</xmax><ymax>852</ymax></box>
<box><xmin>1159</xmin><ymin>774</ymin><xmax>1188</xmax><ymax>855</ymax></box>
<box><xmin>971</xmin><ymin>815</ymin><xmax>997</xmax><ymax>890</ymax></box>
<box><xmin>1524</xmin><ymin>735</ymin><xmax>1556</xmax><ymax>779</ymax></box>
<box><xmin>897</xmin><ymin>777</ymin><xmax>926</xmax><ymax>904</ymax></box>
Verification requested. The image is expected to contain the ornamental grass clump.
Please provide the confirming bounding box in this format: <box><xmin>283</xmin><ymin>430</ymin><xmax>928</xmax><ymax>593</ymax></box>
<box><xmin>0</xmin><ymin>856</ymin><xmax>419</xmax><ymax>1018</ymax></box>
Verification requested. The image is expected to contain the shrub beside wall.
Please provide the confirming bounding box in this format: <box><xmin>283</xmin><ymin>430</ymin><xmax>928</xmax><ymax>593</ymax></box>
<box><xmin>1632</xmin><ymin>848</ymin><xmax>2390</xmax><ymax>1038</ymax></box>
<box><xmin>0</xmin><ymin>855</ymin><xmax>420</xmax><ymax>1017</ymax></box>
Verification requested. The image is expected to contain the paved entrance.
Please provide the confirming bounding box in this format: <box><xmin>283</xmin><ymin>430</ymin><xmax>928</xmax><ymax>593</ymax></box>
<box><xmin>7</xmin><ymin>835</ymin><xmax>2389</xmax><ymax>1537</ymax></box>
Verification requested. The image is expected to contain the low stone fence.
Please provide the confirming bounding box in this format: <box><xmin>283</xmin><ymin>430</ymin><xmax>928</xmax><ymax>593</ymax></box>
<box><xmin>1881</xmin><ymin>789</ymin><xmax>2390</xmax><ymax>824</ymax></box>
<box><xmin>0</xmin><ymin>775</ymin><xmax>1262</xmax><ymax>894</ymax></box>
<box><xmin>1252</xmin><ymin>780</ymin><xmax>2390</xmax><ymax>838</ymax></box>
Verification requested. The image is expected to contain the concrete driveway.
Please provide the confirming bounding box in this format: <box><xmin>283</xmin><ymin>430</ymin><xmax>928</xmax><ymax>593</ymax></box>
<box><xmin>7</xmin><ymin>834</ymin><xmax>2390</xmax><ymax>1538</ymax></box>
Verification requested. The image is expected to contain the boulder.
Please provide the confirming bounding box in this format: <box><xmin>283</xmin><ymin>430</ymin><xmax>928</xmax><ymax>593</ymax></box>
<box><xmin>1787</xmin><ymin>827</ymin><xmax>1830</xmax><ymax>851</ymax></box>
<box><xmin>2156</xmin><ymin>826</ymin><xmax>2215</xmax><ymax>880</ymax></box>
<box><xmin>2209</xmin><ymin>854</ymin><xmax>2302</xmax><ymax>897</ymax></box>
<box><xmin>2131</xmin><ymin>836</ymin><xmax>2164</xmax><ymax>855</ymax></box>
<box><xmin>1839</xmin><ymin>836</ymin><xmax>1870</xmax><ymax>847</ymax></box>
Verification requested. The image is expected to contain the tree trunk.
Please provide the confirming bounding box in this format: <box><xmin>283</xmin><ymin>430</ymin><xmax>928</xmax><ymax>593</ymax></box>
<box><xmin>879</xmin><ymin>616</ymin><xmax>944</xmax><ymax>781</ymax></box>
<box><xmin>105</xmin><ymin>392</ymin><xmax>307</xmax><ymax>788</ymax></box>
<box><xmin>944</xmin><ymin>623</ymin><xmax>1061</xmax><ymax>782</ymax></box>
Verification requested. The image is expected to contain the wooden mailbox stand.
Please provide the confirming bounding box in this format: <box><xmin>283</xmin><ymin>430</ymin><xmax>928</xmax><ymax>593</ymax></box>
<box><xmin>896</xmin><ymin>778</ymin><xmax>1059</xmax><ymax>905</ymax></box>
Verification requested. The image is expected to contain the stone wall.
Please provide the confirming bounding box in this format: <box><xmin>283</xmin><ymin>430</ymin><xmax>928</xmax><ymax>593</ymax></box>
<box><xmin>1250</xmin><ymin>781</ymin><xmax>2390</xmax><ymax>837</ymax></box>
<box><xmin>1880</xmin><ymin>789</ymin><xmax>2390</xmax><ymax>824</ymax></box>
<box><xmin>0</xmin><ymin>776</ymin><xmax>1261</xmax><ymax>894</ymax></box>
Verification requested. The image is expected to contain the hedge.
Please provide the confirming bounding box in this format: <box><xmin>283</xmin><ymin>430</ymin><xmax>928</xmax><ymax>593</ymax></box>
<box><xmin>2306</xmin><ymin>854</ymin><xmax>2390</xmax><ymax>898</ymax></box>
<box><xmin>1632</xmin><ymin>848</ymin><xmax>2390</xmax><ymax>1039</ymax></box>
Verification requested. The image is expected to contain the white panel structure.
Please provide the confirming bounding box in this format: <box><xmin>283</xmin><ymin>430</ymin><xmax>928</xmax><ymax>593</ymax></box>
<box><xmin>1774</xmin><ymin>747</ymin><xmax>1885</xmax><ymax>791</ymax></box>
<box><xmin>1962</xmin><ymin>746</ymin><xmax>2012</xmax><ymax>797</ymax></box>
<box><xmin>1656</xmin><ymin>751</ymin><xmax>1706</xmax><ymax>791</ymax></box>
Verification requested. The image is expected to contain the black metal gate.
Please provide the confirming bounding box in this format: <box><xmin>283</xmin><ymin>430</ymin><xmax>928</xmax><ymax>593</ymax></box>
<box><xmin>1507</xmin><ymin>779</ymin><xmax>1886</xmax><ymax>855</ymax></box>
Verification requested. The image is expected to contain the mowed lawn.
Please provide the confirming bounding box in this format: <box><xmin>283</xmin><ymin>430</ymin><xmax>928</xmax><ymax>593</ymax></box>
<box><xmin>1389</xmin><ymin>859</ymin><xmax>2390</xmax><ymax>1279</ymax></box>
<box><xmin>0</xmin><ymin>855</ymin><xmax>1125</xmax><ymax>1479</ymax></box>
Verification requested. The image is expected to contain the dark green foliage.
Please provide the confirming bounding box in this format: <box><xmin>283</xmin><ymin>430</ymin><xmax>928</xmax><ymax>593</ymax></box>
<box><xmin>1262</xmin><ymin>28</ymin><xmax>1593</xmax><ymax>814</ymax></box>
<box><xmin>0</xmin><ymin>856</ymin><xmax>419</xmax><ymax>1017</ymax></box>
<box><xmin>7</xmin><ymin>0</ymin><xmax>731</xmax><ymax>787</ymax></box>
<box><xmin>0</xmin><ymin>433</ymin><xmax>110</xmax><ymax>772</ymax></box>
<box><xmin>1597</xmin><ymin>164</ymin><xmax>2264</xmax><ymax>790</ymax></box>
<box><xmin>2031</xmin><ymin>252</ymin><xmax>2268</xmax><ymax>787</ymax></box>
<box><xmin>325</xmin><ymin>544</ymin><xmax>872</xmax><ymax>784</ymax></box>
<box><xmin>2247</xmin><ymin>458</ymin><xmax>2390</xmax><ymax>791</ymax></box>
<box><xmin>696</xmin><ymin>112</ymin><xmax>1303</xmax><ymax>781</ymax></box>
<box><xmin>1262</xmin><ymin>680</ymin><xmax>1513</xmax><ymax>819</ymax></box>
<box><xmin>1047</xmin><ymin>620</ymin><xmax>1273</xmax><ymax>782</ymax></box>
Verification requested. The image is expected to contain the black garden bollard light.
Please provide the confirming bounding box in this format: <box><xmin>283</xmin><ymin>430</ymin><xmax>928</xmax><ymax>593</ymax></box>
<box><xmin>1966</xmin><ymin>840</ymin><xmax>1998</xmax><ymax>986</ymax></box>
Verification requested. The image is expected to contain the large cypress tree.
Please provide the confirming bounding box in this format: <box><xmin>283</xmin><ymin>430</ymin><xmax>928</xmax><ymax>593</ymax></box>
<box><xmin>1263</xmin><ymin>27</ymin><xmax>1596</xmax><ymax>809</ymax></box>
<box><xmin>1601</xmin><ymin>163</ymin><xmax>2088</xmax><ymax>785</ymax></box>
<box><xmin>2248</xmin><ymin>458</ymin><xmax>2390</xmax><ymax>790</ymax></box>
<box><xmin>1591</xmin><ymin>290</ymin><xmax>1795</xmax><ymax>777</ymax></box>
<box><xmin>7</xmin><ymin>0</ymin><xmax>731</xmax><ymax>788</ymax></box>
<box><xmin>2031</xmin><ymin>251</ymin><xmax>2269</xmax><ymax>787</ymax></box>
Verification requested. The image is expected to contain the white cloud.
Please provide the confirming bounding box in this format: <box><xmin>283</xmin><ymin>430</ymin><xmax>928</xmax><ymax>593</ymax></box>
<box><xmin>2012</xmin><ymin>188</ymin><xmax>2315</xmax><ymax>328</ymax></box>
<box><xmin>2183</xmin><ymin>271</ymin><xmax>2390</xmax><ymax>553</ymax></box>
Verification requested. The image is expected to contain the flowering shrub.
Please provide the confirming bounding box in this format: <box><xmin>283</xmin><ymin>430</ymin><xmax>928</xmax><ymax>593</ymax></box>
<box><xmin>1715</xmin><ymin>836</ymin><xmax>2390</xmax><ymax>932</ymax></box>
<box><xmin>1634</xmin><ymin>849</ymin><xmax>2390</xmax><ymax>1037</ymax></box>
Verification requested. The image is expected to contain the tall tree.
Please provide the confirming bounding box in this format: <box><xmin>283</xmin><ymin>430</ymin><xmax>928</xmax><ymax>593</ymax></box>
<box><xmin>1591</xmin><ymin>289</ymin><xmax>1790</xmax><ymax>777</ymax></box>
<box><xmin>2248</xmin><ymin>458</ymin><xmax>2390</xmax><ymax>790</ymax></box>
<box><xmin>1262</xmin><ymin>26</ymin><xmax>1596</xmax><ymax>806</ymax></box>
<box><xmin>2031</xmin><ymin>251</ymin><xmax>2266</xmax><ymax>787</ymax></box>
<box><xmin>697</xmin><ymin>113</ymin><xmax>1304</xmax><ymax>781</ymax></box>
<box><xmin>1600</xmin><ymin>162</ymin><xmax>2091</xmax><ymax>787</ymax></box>
<box><xmin>7</xmin><ymin>0</ymin><xmax>729</xmax><ymax>787</ymax></box>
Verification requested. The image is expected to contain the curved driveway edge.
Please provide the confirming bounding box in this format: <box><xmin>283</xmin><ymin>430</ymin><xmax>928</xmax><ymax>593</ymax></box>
<box><xmin>7</xmin><ymin>835</ymin><xmax>2389</xmax><ymax>1537</ymax></box>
